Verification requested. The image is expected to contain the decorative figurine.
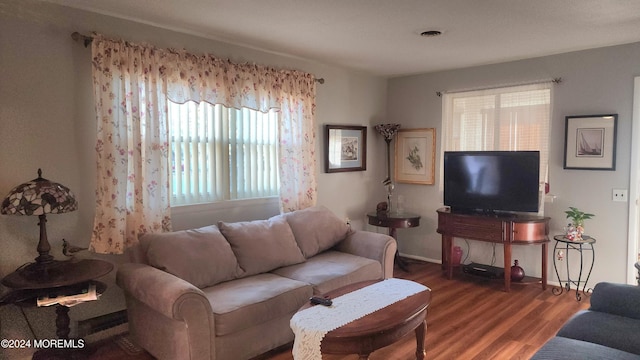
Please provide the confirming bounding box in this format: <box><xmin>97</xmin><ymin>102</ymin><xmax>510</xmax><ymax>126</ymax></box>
<box><xmin>62</xmin><ymin>239</ymin><xmax>88</xmax><ymax>257</ymax></box>
<box><xmin>565</xmin><ymin>223</ymin><xmax>578</xmax><ymax>241</ymax></box>
<box><xmin>376</xmin><ymin>201</ymin><xmax>389</xmax><ymax>216</ymax></box>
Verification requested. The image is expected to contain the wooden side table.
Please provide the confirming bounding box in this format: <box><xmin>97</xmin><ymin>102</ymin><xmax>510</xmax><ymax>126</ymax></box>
<box><xmin>1</xmin><ymin>258</ymin><xmax>113</xmax><ymax>359</ymax></box>
<box><xmin>367</xmin><ymin>211</ymin><xmax>421</xmax><ymax>271</ymax></box>
<box><xmin>437</xmin><ymin>208</ymin><xmax>549</xmax><ymax>292</ymax></box>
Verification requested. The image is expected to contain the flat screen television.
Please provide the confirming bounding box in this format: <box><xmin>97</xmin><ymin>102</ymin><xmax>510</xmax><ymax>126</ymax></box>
<box><xmin>443</xmin><ymin>151</ymin><xmax>540</xmax><ymax>214</ymax></box>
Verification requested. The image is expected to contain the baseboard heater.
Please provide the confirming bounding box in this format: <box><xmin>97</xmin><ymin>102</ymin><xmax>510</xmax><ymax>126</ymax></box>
<box><xmin>77</xmin><ymin>309</ymin><xmax>128</xmax><ymax>337</ymax></box>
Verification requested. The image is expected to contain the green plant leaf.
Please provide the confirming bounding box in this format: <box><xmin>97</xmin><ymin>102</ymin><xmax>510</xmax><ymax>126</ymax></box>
<box><xmin>565</xmin><ymin>207</ymin><xmax>595</xmax><ymax>224</ymax></box>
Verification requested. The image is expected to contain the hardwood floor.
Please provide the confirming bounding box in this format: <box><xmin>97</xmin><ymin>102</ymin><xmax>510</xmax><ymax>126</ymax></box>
<box><xmin>93</xmin><ymin>260</ymin><xmax>589</xmax><ymax>360</ymax></box>
<box><xmin>262</xmin><ymin>260</ymin><xmax>589</xmax><ymax>360</ymax></box>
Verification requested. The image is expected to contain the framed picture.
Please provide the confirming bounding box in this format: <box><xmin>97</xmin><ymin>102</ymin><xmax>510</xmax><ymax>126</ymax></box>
<box><xmin>324</xmin><ymin>125</ymin><xmax>367</xmax><ymax>173</ymax></box>
<box><xmin>395</xmin><ymin>128</ymin><xmax>436</xmax><ymax>184</ymax></box>
<box><xmin>564</xmin><ymin>114</ymin><xmax>617</xmax><ymax>170</ymax></box>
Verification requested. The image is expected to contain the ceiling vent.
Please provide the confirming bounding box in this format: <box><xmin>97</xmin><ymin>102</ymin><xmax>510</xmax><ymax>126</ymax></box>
<box><xmin>420</xmin><ymin>30</ymin><xmax>442</xmax><ymax>37</ymax></box>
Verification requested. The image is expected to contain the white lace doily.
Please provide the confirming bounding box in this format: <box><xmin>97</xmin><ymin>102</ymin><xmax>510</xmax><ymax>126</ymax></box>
<box><xmin>289</xmin><ymin>278</ymin><xmax>429</xmax><ymax>360</ymax></box>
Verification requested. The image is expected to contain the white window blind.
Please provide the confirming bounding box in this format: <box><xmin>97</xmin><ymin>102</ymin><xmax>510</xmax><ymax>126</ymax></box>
<box><xmin>441</xmin><ymin>83</ymin><xmax>552</xmax><ymax>212</ymax></box>
<box><xmin>168</xmin><ymin>101</ymin><xmax>279</xmax><ymax>206</ymax></box>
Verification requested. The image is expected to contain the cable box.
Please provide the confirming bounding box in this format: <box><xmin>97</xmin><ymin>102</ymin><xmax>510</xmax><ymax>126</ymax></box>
<box><xmin>462</xmin><ymin>262</ymin><xmax>504</xmax><ymax>279</ymax></box>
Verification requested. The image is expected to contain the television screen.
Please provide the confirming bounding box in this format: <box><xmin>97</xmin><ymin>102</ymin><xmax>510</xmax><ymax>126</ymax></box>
<box><xmin>443</xmin><ymin>151</ymin><xmax>540</xmax><ymax>213</ymax></box>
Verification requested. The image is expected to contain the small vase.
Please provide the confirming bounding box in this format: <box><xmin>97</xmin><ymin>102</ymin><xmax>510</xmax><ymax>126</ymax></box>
<box><xmin>511</xmin><ymin>260</ymin><xmax>525</xmax><ymax>282</ymax></box>
<box><xmin>452</xmin><ymin>246</ymin><xmax>462</xmax><ymax>267</ymax></box>
<box><xmin>565</xmin><ymin>223</ymin><xmax>584</xmax><ymax>241</ymax></box>
<box><xmin>386</xmin><ymin>182</ymin><xmax>395</xmax><ymax>213</ymax></box>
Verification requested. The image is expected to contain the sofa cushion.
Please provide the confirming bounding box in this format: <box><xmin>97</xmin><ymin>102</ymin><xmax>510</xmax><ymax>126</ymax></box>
<box><xmin>282</xmin><ymin>205</ymin><xmax>350</xmax><ymax>258</ymax></box>
<box><xmin>219</xmin><ymin>216</ymin><xmax>305</xmax><ymax>277</ymax></box>
<box><xmin>143</xmin><ymin>225</ymin><xmax>241</xmax><ymax>288</ymax></box>
<box><xmin>271</xmin><ymin>250</ymin><xmax>382</xmax><ymax>295</ymax></box>
<box><xmin>203</xmin><ymin>273</ymin><xmax>312</xmax><ymax>336</ymax></box>
<box><xmin>557</xmin><ymin>309</ymin><xmax>640</xmax><ymax>355</ymax></box>
<box><xmin>531</xmin><ymin>336</ymin><xmax>640</xmax><ymax>360</ymax></box>
<box><xmin>590</xmin><ymin>282</ymin><xmax>640</xmax><ymax>320</ymax></box>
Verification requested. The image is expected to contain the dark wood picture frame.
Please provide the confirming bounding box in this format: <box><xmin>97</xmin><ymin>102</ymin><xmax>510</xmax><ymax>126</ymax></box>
<box><xmin>563</xmin><ymin>114</ymin><xmax>617</xmax><ymax>170</ymax></box>
<box><xmin>324</xmin><ymin>125</ymin><xmax>367</xmax><ymax>173</ymax></box>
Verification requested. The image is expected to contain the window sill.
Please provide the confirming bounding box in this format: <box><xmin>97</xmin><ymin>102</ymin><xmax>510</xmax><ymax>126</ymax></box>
<box><xmin>170</xmin><ymin>197</ymin><xmax>279</xmax><ymax>216</ymax></box>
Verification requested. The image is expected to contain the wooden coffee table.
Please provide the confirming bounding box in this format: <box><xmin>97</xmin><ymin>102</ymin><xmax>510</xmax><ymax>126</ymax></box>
<box><xmin>297</xmin><ymin>280</ymin><xmax>431</xmax><ymax>359</ymax></box>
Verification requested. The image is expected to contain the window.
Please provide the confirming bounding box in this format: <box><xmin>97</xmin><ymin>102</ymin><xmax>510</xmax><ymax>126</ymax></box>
<box><xmin>441</xmin><ymin>83</ymin><xmax>552</xmax><ymax>212</ymax></box>
<box><xmin>168</xmin><ymin>101</ymin><xmax>279</xmax><ymax>206</ymax></box>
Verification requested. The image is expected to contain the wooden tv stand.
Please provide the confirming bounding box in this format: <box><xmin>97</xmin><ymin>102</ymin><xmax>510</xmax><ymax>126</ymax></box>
<box><xmin>437</xmin><ymin>207</ymin><xmax>549</xmax><ymax>292</ymax></box>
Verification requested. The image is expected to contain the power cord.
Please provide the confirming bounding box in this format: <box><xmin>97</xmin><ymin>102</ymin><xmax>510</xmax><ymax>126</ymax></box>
<box><xmin>490</xmin><ymin>243</ymin><xmax>497</xmax><ymax>266</ymax></box>
<box><xmin>462</xmin><ymin>239</ymin><xmax>470</xmax><ymax>264</ymax></box>
<box><xmin>19</xmin><ymin>306</ymin><xmax>39</xmax><ymax>340</ymax></box>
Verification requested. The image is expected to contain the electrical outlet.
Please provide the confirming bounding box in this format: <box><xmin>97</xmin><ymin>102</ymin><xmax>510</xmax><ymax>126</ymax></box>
<box><xmin>613</xmin><ymin>189</ymin><xmax>628</xmax><ymax>202</ymax></box>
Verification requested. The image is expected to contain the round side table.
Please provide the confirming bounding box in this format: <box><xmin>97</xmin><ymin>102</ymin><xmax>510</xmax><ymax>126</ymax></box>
<box><xmin>552</xmin><ymin>235</ymin><xmax>595</xmax><ymax>301</ymax></box>
<box><xmin>0</xmin><ymin>259</ymin><xmax>113</xmax><ymax>339</ymax></box>
<box><xmin>367</xmin><ymin>211</ymin><xmax>420</xmax><ymax>272</ymax></box>
<box><xmin>1</xmin><ymin>258</ymin><xmax>113</xmax><ymax>359</ymax></box>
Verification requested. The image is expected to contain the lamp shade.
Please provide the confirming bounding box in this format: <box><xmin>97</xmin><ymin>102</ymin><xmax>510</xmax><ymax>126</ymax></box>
<box><xmin>374</xmin><ymin>124</ymin><xmax>401</xmax><ymax>141</ymax></box>
<box><xmin>1</xmin><ymin>169</ymin><xmax>77</xmax><ymax>216</ymax></box>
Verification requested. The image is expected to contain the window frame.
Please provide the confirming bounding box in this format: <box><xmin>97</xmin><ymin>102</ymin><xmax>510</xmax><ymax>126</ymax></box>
<box><xmin>440</xmin><ymin>83</ymin><xmax>553</xmax><ymax>214</ymax></box>
<box><xmin>168</xmin><ymin>101</ymin><xmax>281</xmax><ymax>207</ymax></box>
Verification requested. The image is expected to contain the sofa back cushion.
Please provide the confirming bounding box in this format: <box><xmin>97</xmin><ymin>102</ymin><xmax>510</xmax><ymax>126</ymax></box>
<box><xmin>590</xmin><ymin>282</ymin><xmax>640</xmax><ymax>320</ymax></box>
<box><xmin>142</xmin><ymin>225</ymin><xmax>241</xmax><ymax>288</ymax></box>
<box><xmin>282</xmin><ymin>205</ymin><xmax>350</xmax><ymax>258</ymax></box>
<box><xmin>218</xmin><ymin>216</ymin><xmax>305</xmax><ymax>277</ymax></box>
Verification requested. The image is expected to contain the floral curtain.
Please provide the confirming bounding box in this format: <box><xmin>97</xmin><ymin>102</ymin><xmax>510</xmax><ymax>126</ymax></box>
<box><xmin>90</xmin><ymin>35</ymin><xmax>172</xmax><ymax>254</ymax></box>
<box><xmin>161</xmin><ymin>49</ymin><xmax>318</xmax><ymax>213</ymax></box>
<box><xmin>89</xmin><ymin>34</ymin><xmax>317</xmax><ymax>253</ymax></box>
<box><xmin>277</xmin><ymin>76</ymin><xmax>317</xmax><ymax>212</ymax></box>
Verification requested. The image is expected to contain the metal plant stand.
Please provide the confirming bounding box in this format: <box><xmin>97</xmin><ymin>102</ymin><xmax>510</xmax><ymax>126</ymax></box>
<box><xmin>552</xmin><ymin>235</ymin><xmax>596</xmax><ymax>301</ymax></box>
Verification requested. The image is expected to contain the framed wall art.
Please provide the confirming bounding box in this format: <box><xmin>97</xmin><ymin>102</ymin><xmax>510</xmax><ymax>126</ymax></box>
<box><xmin>563</xmin><ymin>114</ymin><xmax>617</xmax><ymax>170</ymax></box>
<box><xmin>394</xmin><ymin>128</ymin><xmax>436</xmax><ymax>184</ymax></box>
<box><xmin>324</xmin><ymin>125</ymin><xmax>367</xmax><ymax>173</ymax></box>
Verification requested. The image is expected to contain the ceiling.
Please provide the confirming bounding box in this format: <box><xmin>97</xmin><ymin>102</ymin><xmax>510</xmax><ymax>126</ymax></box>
<box><xmin>44</xmin><ymin>0</ymin><xmax>640</xmax><ymax>77</ymax></box>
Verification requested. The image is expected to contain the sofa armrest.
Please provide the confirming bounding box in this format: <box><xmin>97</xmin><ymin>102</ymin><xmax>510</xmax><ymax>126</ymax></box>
<box><xmin>335</xmin><ymin>230</ymin><xmax>397</xmax><ymax>279</ymax></box>
<box><xmin>116</xmin><ymin>263</ymin><xmax>211</xmax><ymax>320</ymax></box>
<box><xmin>590</xmin><ymin>282</ymin><xmax>640</xmax><ymax>320</ymax></box>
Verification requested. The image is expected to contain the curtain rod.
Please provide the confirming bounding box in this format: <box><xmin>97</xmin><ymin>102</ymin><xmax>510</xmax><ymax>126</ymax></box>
<box><xmin>435</xmin><ymin>77</ymin><xmax>562</xmax><ymax>97</ymax></box>
<box><xmin>71</xmin><ymin>32</ymin><xmax>325</xmax><ymax>84</ymax></box>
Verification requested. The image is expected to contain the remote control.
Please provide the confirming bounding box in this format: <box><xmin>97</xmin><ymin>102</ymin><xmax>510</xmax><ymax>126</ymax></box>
<box><xmin>310</xmin><ymin>296</ymin><xmax>332</xmax><ymax>306</ymax></box>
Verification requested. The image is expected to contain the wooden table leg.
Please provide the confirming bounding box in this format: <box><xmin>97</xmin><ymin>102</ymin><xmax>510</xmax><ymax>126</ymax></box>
<box><xmin>503</xmin><ymin>242</ymin><xmax>512</xmax><ymax>292</ymax></box>
<box><xmin>442</xmin><ymin>235</ymin><xmax>453</xmax><ymax>279</ymax></box>
<box><xmin>32</xmin><ymin>304</ymin><xmax>97</xmax><ymax>360</ymax></box>
<box><xmin>415</xmin><ymin>319</ymin><xmax>427</xmax><ymax>360</ymax></box>
<box><xmin>55</xmin><ymin>305</ymin><xmax>71</xmax><ymax>339</ymax></box>
<box><xmin>389</xmin><ymin>227</ymin><xmax>410</xmax><ymax>272</ymax></box>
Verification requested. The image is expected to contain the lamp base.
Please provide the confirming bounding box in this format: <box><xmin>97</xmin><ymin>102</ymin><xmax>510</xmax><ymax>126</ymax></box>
<box><xmin>35</xmin><ymin>254</ymin><xmax>55</xmax><ymax>264</ymax></box>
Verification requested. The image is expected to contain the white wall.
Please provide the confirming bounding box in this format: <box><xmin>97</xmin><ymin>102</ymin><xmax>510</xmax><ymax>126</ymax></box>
<box><xmin>387</xmin><ymin>42</ymin><xmax>640</xmax><ymax>287</ymax></box>
<box><xmin>0</xmin><ymin>0</ymin><xmax>387</xmax><ymax>343</ymax></box>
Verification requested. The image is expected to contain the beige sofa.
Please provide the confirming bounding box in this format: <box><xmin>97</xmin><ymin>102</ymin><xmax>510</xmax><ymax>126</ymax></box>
<box><xmin>116</xmin><ymin>206</ymin><xmax>397</xmax><ymax>360</ymax></box>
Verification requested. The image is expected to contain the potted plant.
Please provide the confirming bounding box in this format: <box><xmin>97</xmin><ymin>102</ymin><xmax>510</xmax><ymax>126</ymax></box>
<box><xmin>564</xmin><ymin>207</ymin><xmax>595</xmax><ymax>241</ymax></box>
